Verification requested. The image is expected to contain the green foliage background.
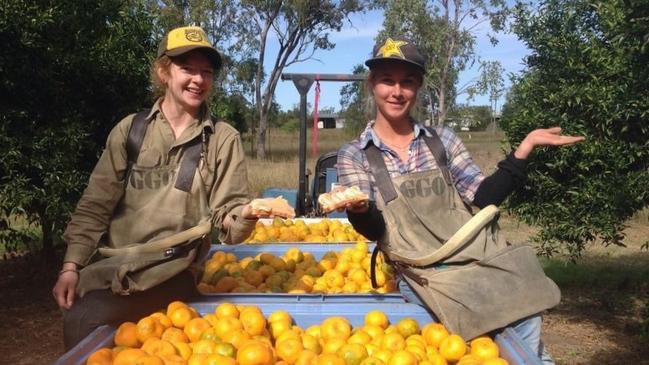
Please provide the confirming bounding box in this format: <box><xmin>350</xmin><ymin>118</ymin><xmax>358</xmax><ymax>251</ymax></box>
<box><xmin>0</xmin><ymin>0</ymin><xmax>157</xmax><ymax>253</ymax></box>
<box><xmin>501</xmin><ymin>0</ymin><xmax>649</xmax><ymax>258</ymax></box>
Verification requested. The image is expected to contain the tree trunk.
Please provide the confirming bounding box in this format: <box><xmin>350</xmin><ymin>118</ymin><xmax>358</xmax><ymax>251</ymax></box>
<box><xmin>256</xmin><ymin>111</ymin><xmax>267</xmax><ymax>159</ymax></box>
<box><xmin>437</xmin><ymin>89</ymin><xmax>447</xmax><ymax>125</ymax></box>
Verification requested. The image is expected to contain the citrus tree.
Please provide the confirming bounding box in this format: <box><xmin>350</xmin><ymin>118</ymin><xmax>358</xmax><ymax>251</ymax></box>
<box><xmin>501</xmin><ymin>0</ymin><xmax>649</xmax><ymax>258</ymax></box>
<box><xmin>0</xmin><ymin>0</ymin><xmax>156</xmax><ymax>256</ymax></box>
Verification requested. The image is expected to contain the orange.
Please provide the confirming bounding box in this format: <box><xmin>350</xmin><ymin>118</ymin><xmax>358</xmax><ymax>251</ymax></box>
<box><xmin>373</xmin><ymin>349</ymin><xmax>393</xmax><ymax>364</ymax></box>
<box><xmin>161</xmin><ymin>327</ymin><xmax>189</xmax><ymax>343</ymax></box>
<box><xmin>316</xmin><ymin>353</ymin><xmax>347</xmax><ymax>365</ymax></box>
<box><xmin>426</xmin><ymin>353</ymin><xmax>448</xmax><ymax>365</ymax></box>
<box><xmin>320</xmin><ymin>317</ymin><xmax>352</xmax><ymax>342</ymax></box>
<box><xmin>87</xmin><ymin>348</ymin><xmax>113</xmax><ymax>365</ymax></box>
<box><xmin>405</xmin><ymin>345</ymin><xmax>427</xmax><ymax>361</ymax></box>
<box><xmin>240</xmin><ymin>307</ymin><xmax>267</xmax><ymax>336</ymax></box>
<box><xmin>268</xmin><ymin>310</ymin><xmax>292</xmax><ymax>324</ymax></box>
<box><xmin>456</xmin><ymin>354</ymin><xmax>482</xmax><ymax>365</ymax></box>
<box><xmin>221</xmin><ymin>329</ymin><xmax>251</xmax><ymax>349</ymax></box>
<box><xmin>301</xmin><ymin>334</ymin><xmax>322</xmax><ymax>354</ymax></box>
<box><xmin>203</xmin><ymin>313</ymin><xmax>219</xmax><ymax>327</ymax></box>
<box><xmin>200</xmin><ymin>327</ymin><xmax>221</xmax><ymax>342</ymax></box>
<box><xmin>187</xmin><ymin>353</ymin><xmax>209</xmax><ymax>365</ymax></box>
<box><xmin>305</xmin><ymin>325</ymin><xmax>321</xmax><ymax>339</ymax></box>
<box><xmin>395</xmin><ymin>318</ymin><xmax>420</xmax><ymax>339</ymax></box>
<box><xmin>295</xmin><ymin>350</ymin><xmax>319</xmax><ymax>365</ymax></box>
<box><xmin>171</xmin><ymin>341</ymin><xmax>192</xmax><ymax>360</ymax></box>
<box><xmin>205</xmin><ymin>354</ymin><xmax>237</xmax><ymax>365</ymax></box>
<box><xmin>364</xmin><ymin>311</ymin><xmax>389</xmax><ymax>329</ymax></box>
<box><xmin>150</xmin><ymin>312</ymin><xmax>173</xmax><ymax>329</ymax></box>
<box><xmin>276</xmin><ymin>337</ymin><xmax>304</xmax><ymax>364</ymax></box>
<box><xmin>269</xmin><ymin>318</ymin><xmax>293</xmax><ymax>339</ymax></box>
<box><xmin>380</xmin><ymin>332</ymin><xmax>406</xmax><ymax>352</ymax></box>
<box><xmin>421</xmin><ymin>323</ymin><xmax>449</xmax><ymax>348</ymax></box>
<box><xmin>214</xmin><ymin>276</ymin><xmax>238</xmax><ymax>293</ymax></box>
<box><xmin>184</xmin><ymin>317</ymin><xmax>212</xmax><ymax>343</ymax></box>
<box><xmin>214</xmin><ymin>342</ymin><xmax>237</xmax><ymax>358</ymax></box>
<box><xmin>438</xmin><ymin>334</ymin><xmax>467</xmax><ymax>362</ymax></box>
<box><xmin>483</xmin><ymin>359</ymin><xmax>509</xmax><ymax>365</ymax></box>
<box><xmin>388</xmin><ymin>350</ymin><xmax>418</xmax><ymax>365</ymax></box>
<box><xmin>115</xmin><ymin>322</ymin><xmax>140</xmax><ymax>348</ymax></box>
<box><xmin>337</xmin><ymin>343</ymin><xmax>368</xmax><ymax>365</ymax></box>
<box><xmin>193</xmin><ymin>339</ymin><xmax>218</xmax><ymax>355</ymax></box>
<box><xmin>141</xmin><ymin>338</ymin><xmax>177</xmax><ymax>357</ymax></box>
<box><xmin>166</xmin><ymin>301</ymin><xmax>188</xmax><ymax>317</ymax></box>
<box><xmin>215</xmin><ymin>302</ymin><xmax>240</xmax><ymax>319</ymax></box>
<box><xmin>348</xmin><ymin>330</ymin><xmax>372</xmax><ymax>345</ymax></box>
<box><xmin>214</xmin><ymin>316</ymin><xmax>244</xmax><ymax>339</ymax></box>
<box><xmin>137</xmin><ymin>316</ymin><xmax>165</xmax><ymax>343</ymax></box>
<box><xmin>136</xmin><ymin>354</ymin><xmax>165</xmax><ymax>365</ymax></box>
<box><xmin>360</xmin><ymin>357</ymin><xmax>386</xmax><ymax>365</ymax></box>
<box><xmin>169</xmin><ymin>306</ymin><xmax>196</xmax><ymax>329</ymax></box>
<box><xmin>113</xmin><ymin>348</ymin><xmax>148</xmax><ymax>365</ymax></box>
<box><xmin>237</xmin><ymin>341</ymin><xmax>275</xmax><ymax>365</ymax></box>
<box><xmin>322</xmin><ymin>338</ymin><xmax>347</xmax><ymax>355</ymax></box>
<box><xmin>470</xmin><ymin>338</ymin><xmax>499</xmax><ymax>361</ymax></box>
<box><xmin>158</xmin><ymin>354</ymin><xmax>185</xmax><ymax>365</ymax></box>
<box><xmin>363</xmin><ymin>325</ymin><xmax>385</xmax><ymax>342</ymax></box>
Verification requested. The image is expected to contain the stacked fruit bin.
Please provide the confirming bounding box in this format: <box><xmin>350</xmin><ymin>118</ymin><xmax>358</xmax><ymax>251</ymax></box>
<box><xmin>53</xmin><ymin>218</ymin><xmax>543</xmax><ymax>365</ymax></box>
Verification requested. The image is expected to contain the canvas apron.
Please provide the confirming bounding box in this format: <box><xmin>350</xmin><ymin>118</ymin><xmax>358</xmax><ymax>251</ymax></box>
<box><xmin>77</xmin><ymin>132</ymin><xmax>212</xmax><ymax>297</ymax></box>
<box><xmin>366</xmin><ymin>138</ymin><xmax>560</xmax><ymax>340</ymax></box>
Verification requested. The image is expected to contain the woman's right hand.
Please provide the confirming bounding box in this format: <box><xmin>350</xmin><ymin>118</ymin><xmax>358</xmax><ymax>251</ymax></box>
<box><xmin>52</xmin><ymin>263</ymin><xmax>79</xmax><ymax>310</ymax></box>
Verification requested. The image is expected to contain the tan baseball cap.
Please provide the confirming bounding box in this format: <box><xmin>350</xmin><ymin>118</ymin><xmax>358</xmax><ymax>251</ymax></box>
<box><xmin>157</xmin><ymin>26</ymin><xmax>222</xmax><ymax>70</ymax></box>
<box><xmin>365</xmin><ymin>37</ymin><xmax>426</xmax><ymax>73</ymax></box>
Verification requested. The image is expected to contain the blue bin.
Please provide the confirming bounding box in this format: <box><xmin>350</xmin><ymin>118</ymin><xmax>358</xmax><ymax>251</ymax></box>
<box><xmin>202</xmin><ymin>243</ymin><xmax>404</xmax><ymax>303</ymax></box>
<box><xmin>52</xmin><ymin>301</ymin><xmax>543</xmax><ymax>365</ymax></box>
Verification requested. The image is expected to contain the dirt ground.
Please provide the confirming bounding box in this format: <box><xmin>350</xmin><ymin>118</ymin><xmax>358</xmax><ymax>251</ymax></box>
<box><xmin>1</xmin><ymin>221</ymin><xmax>648</xmax><ymax>365</ymax></box>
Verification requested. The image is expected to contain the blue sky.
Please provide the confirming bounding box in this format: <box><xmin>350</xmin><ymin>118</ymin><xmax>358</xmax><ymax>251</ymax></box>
<box><xmin>267</xmin><ymin>9</ymin><xmax>530</xmax><ymax>112</ymax></box>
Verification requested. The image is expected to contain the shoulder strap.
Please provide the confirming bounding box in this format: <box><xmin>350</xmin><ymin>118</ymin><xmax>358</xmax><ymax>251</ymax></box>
<box><xmin>365</xmin><ymin>144</ymin><xmax>399</xmax><ymax>204</ymax></box>
<box><xmin>126</xmin><ymin>110</ymin><xmax>152</xmax><ymax>168</ymax></box>
<box><xmin>423</xmin><ymin>127</ymin><xmax>452</xmax><ymax>185</ymax></box>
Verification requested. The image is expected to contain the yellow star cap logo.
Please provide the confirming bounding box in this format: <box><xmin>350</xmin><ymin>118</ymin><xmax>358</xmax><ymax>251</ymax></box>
<box><xmin>376</xmin><ymin>38</ymin><xmax>408</xmax><ymax>59</ymax></box>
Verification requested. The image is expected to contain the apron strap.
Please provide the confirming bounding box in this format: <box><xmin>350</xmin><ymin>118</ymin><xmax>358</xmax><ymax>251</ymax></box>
<box><xmin>126</xmin><ymin>110</ymin><xmax>152</xmax><ymax>178</ymax></box>
<box><xmin>423</xmin><ymin>127</ymin><xmax>452</xmax><ymax>185</ymax></box>
<box><xmin>175</xmin><ymin>135</ymin><xmax>203</xmax><ymax>192</ymax></box>
<box><xmin>365</xmin><ymin>144</ymin><xmax>399</xmax><ymax>203</ymax></box>
<box><xmin>370</xmin><ymin>244</ymin><xmax>380</xmax><ymax>289</ymax></box>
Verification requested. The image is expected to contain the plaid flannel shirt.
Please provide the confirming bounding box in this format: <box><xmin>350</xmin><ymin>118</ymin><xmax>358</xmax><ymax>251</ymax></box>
<box><xmin>337</xmin><ymin>120</ymin><xmax>484</xmax><ymax>205</ymax></box>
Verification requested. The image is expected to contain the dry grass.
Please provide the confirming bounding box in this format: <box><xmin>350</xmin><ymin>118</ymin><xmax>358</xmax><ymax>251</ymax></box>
<box><xmin>244</xmin><ymin>128</ymin><xmax>508</xmax><ymax>195</ymax></box>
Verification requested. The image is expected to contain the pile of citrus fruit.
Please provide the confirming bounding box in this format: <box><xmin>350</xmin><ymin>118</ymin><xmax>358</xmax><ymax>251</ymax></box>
<box><xmin>86</xmin><ymin>301</ymin><xmax>510</xmax><ymax>365</ymax></box>
<box><xmin>198</xmin><ymin>242</ymin><xmax>397</xmax><ymax>294</ymax></box>
<box><xmin>244</xmin><ymin>218</ymin><xmax>367</xmax><ymax>243</ymax></box>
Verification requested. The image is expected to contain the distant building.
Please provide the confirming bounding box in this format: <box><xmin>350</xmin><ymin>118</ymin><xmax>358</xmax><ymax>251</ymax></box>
<box><xmin>315</xmin><ymin>113</ymin><xmax>345</xmax><ymax>129</ymax></box>
<box><xmin>445</xmin><ymin>117</ymin><xmax>474</xmax><ymax>131</ymax></box>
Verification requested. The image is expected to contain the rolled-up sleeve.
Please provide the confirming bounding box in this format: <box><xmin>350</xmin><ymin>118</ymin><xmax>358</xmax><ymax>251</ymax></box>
<box><xmin>337</xmin><ymin>143</ymin><xmax>374</xmax><ymax>199</ymax></box>
<box><xmin>209</xmin><ymin>130</ymin><xmax>255</xmax><ymax>244</ymax></box>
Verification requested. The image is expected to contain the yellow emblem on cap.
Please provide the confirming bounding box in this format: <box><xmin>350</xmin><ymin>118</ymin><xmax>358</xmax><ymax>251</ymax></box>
<box><xmin>376</xmin><ymin>38</ymin><xmax>408</xmax><ymax>59</ymax></box>
<box><xmin>184</xmin><ymin>28</ymin><xmax>204</xmax><ymax>43</ymax></box>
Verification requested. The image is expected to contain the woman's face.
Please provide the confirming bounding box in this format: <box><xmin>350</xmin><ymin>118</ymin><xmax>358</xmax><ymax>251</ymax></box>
<box><xmin>370</xmin><ymin>62</ymin><xmax>422</xmax><ymax>124</ymax></box>
<box><xmin>159</xmin><ymin>50</ymin><xmax>214</xmax><ymax>114</ymax></box>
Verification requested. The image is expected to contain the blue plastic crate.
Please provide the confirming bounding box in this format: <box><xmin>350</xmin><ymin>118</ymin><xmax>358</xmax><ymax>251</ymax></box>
<box><xmin>52</xmin><ymin>301</ymin><xmax>542</xmax><ymax>365</ymax></box>
<box><xmin>202</xmin><ymin>243</ymin><xmax>404</xmax><ymax>303</ymax></box>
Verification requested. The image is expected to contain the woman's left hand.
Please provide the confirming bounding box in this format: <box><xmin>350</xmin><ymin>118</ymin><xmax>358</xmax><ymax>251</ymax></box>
<box><xmin>514</xmin><ymin>127</ymin><xmax>585</xmax><ymax>159</ymax></box>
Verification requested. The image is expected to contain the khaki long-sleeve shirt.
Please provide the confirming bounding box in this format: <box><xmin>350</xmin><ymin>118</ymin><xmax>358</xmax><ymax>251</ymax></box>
<box><xmin>63</xmin><ymin>101</ymin><xmax>255</xmax><ymax>266</ymax></box>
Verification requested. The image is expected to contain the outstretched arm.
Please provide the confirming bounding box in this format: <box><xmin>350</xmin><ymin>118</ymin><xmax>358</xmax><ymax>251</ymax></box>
<box><xmin>513</xmin><ymin>127</ymin><xmax>585</xmax><ymax>160</ymax></box>
<box><xmin>473</xmin><ymin>127</ymin><xmax>585</xmax><ymax>208</ymax></box>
